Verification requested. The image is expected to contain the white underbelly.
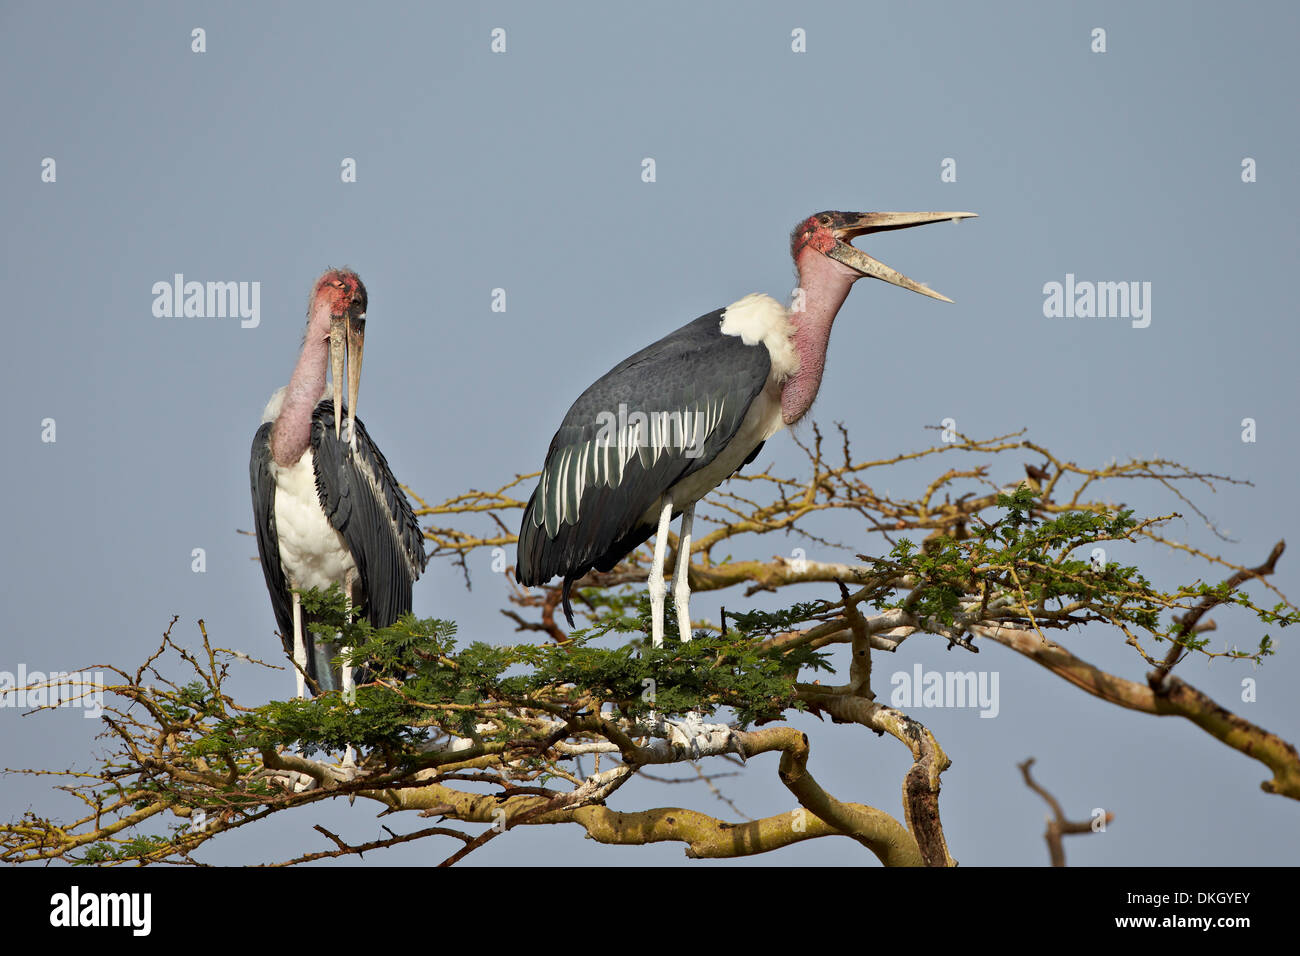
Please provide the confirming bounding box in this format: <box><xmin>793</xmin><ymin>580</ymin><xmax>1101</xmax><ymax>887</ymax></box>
<box><xmin>270</xmin><ymin>450</ymin><xmax>358</xmax><ymax>592</ymax></box>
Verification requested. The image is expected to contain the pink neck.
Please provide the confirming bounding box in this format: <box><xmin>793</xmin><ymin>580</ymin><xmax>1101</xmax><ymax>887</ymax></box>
<box><xmin>781</xmin><ymin>250</ymin><xmax>859</xmax><ymax>424</ymax></box>
<box><xmin>270</xmin><ymin>296</ymin><xmax>332</xmax><ymax>466</ymax></box>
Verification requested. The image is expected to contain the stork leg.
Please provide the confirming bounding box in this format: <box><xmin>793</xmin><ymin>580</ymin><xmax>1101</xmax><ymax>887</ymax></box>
<box><xmin>647</xmin><ymin>499</ymin><xmax>675</xmax><ymax>647</ymax></box>
<box><xmin>672</xmin><ymin>503</ymin><xmax>695</xmax><ymax>642</ymax></box>
<box><xmin>342</xmin><ymin>569</ymin><xmax>357</xmax><ymax>769</ymax></box>
<box><xmin>291</xmin><ymin>590</ymin><xmax>308</xmax><ymax>700</ymax></box>
<box><xmin>341</xmin><ymin>569</ymin><xmax>357</xmax><ymax>701</ymax></box>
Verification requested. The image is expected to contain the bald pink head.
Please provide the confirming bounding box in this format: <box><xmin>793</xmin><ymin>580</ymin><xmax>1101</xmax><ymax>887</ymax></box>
<box><xmin>271</xmin><ymin>268</ymin><xmax>368</xmax><ymax>466</ymax></box>
<box><xmin>790</xmin><ymin>213</ymin><xmax>846</xmax><ymax>259</ymax></box>
<box><xmin>311</xmin><ymin>268</ymin><xmax>368</xmax><ymax>320</ymax></box>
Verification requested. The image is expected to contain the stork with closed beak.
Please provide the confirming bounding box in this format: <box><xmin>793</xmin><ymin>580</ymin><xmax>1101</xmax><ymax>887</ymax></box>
<box><xmin>251</xmin><ymin>268</ymin><xmax>427</xmax><ymax>698</ymax></box>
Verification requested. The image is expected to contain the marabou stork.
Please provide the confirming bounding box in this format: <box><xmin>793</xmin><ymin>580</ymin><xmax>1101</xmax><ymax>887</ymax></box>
<box><xmin>250</xmin><ymin>269</ymin><xmax>428</xmax><ymax>698</ymax></box>
<box><xmin>517</xmin><ymin>210</ymin><xmax>973</xmax><ymax>645</ymax></box>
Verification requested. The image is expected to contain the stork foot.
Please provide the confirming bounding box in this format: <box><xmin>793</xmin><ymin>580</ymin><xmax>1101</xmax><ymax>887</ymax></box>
<box><xmin>665</xmin><ymin>711</ymin><xmax>729</xmax><ymax>759</ymax></box>
<box><xmin>262</xmin><ymin>769</ymin><xmax>318</xmax><ymax>794</ymax></box>
<box><xmin>639</xmin><ymin>710</ymin><xmax>742</xmax><ymax>762</ymax></box>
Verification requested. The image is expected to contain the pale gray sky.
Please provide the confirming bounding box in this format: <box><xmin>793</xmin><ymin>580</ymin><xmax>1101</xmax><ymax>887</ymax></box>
<box><xmin>2</xmin><ymin>1</ymin><xmax>1297</xmax><ymax>866</ymax></box>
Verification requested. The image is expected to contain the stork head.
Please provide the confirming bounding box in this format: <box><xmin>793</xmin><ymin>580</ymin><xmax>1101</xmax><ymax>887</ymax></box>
<box><xmin>790</xmin><ymin>211</ymin><xmax>976</xmax><ymax>303</ymax></box>
<box><xmin>313</xmin><ymin>268</ymin><xmax>368</xmax><ymax>443</ymax></box>
<box><xmin>314</xmin><ymin>268</ymin><xmax>368</xmax><ymax>319</ymax></box>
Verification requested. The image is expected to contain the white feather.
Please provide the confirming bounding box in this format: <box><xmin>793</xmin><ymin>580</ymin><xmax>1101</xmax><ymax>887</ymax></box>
<box><xmin>269</xmin><ymin>448</ymin><xmax>358</xmax><ymax>594</ymax></box>
<box><xmin>718</xmin><ymin>293</ymin><xmax>798</xmax><ymax>379</ymax></box>
<box><xmin>261</xmin><ymin>383</ymin><xmax>358</xmax><ymax>595</ymax></box>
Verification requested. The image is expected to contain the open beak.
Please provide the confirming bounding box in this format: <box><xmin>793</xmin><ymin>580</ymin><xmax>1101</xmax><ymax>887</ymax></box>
<box><xmin>329</xmin><ymin>313</ymin><xmax>366</xmax><ymax>445</ymax></box>
<box><xmin>824</xmin><ymin>211</ymin><xmax>976</xmax><ymax>303</ymax></box>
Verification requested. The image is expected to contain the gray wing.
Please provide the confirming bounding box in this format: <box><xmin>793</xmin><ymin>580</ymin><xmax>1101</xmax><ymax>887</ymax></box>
<box><xmin>250</xmin><ymin>421</ymin><xmax>295</xmax><ymax>657</ymax></box>
<box><xmin>310</xmin><ymin>401</ymin><xmax>428</xmax><ymax>629</ymax></box>
<box><xmin>516</xmin><ymin>307</ymin><xmax>771</xmax><ymax>612</ymax></box>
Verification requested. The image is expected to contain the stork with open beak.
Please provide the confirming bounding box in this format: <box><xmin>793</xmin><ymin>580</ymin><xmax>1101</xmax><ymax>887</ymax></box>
<box><xmin>517</xmin><ymin>210</ymin><xmax>974</xmax><ymax>645</ymax></box>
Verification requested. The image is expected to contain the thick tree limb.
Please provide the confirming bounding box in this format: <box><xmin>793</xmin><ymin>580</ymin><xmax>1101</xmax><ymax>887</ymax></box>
<box><xmin>977</xmin><ymin>623</ymin><xmax>1300</xmax><ymax>800</ymax></box>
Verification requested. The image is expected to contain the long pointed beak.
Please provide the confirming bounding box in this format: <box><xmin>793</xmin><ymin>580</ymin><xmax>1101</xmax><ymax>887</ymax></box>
<box><xmin>825</xmin><ymin>211</ymin><xmax>976</xmax><ymax>303</ymax></box>
<box><xmin>346</xmin><ymin>316</ymin><xmax>365</xmax><ymax>450</ymax></box>
<box><xmin>330</xmin><ymin>317</ymin><xmax>347</xmax><ymax>439</ymax></box>
<box><xmin>328</xmin><ymin>314</ymin><xmax>365</xmax><ymax>445</ymax></box>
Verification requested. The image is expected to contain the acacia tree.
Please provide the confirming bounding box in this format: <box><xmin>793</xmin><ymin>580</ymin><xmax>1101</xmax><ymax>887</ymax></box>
<box><xmin>3</xmin><ymin>427</ymin><xmax>1296</xmax><ymax>866</ymax></box>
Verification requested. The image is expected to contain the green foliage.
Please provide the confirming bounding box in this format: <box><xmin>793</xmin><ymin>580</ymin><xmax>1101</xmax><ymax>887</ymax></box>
<box><xmin>150</xmin><ymin>482</ymin><xmax>1300</xmax><ymax>776</ymax></box>
<box><xmin>509</xmin><ymin>628</ymin><xmax>830</xmax><ymax>725</ymax></box>
<box><xmin>179</xmin><ymin>588</ymin><xmax>833</xmax><ymax>763</ymax></box>
<box><xmin>870</xmin><ymin>487</ymin><xmax>1294</xmax><ymax>661</ymax></box>
<box><xmin>77</xmin><ymin>835</ymin><xmax>173</xmax><ymax>865</ymax></box>
<box><xmin>727</xmin><ymin>602</ymin><xmax>833</xmax><ymax>636</ymax></box>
